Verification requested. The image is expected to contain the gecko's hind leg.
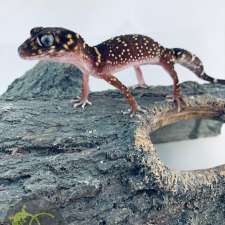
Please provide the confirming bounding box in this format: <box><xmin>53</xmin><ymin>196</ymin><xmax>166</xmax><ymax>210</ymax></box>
<box><xmin>161</xmin><ymin>60</ymin><xmax>186</xmax><ymax>112</ymax></box>
<box><xmin>132</xmin><ymin>66</ymin><xmax>148</xmax><ymax>89</ymax></box>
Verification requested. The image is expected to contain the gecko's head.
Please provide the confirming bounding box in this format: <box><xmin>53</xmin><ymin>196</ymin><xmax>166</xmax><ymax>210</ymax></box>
<box><xmin>18</xmin><ymin>27</ymin><xmax>84</xmax><ymax>60</ymax></box>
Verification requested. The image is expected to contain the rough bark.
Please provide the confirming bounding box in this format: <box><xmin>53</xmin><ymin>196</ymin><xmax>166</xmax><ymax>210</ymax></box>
<box><xmin>0</xmin><ymin>61</ymin><xmax>225</xmax><ymax>225</ymax></box>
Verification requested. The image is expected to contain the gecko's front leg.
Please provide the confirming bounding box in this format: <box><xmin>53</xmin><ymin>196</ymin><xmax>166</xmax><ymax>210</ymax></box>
<box><xmin>71</xmin><ymin>73</ymin><xmax>92</xmax><ymax>108</ymax></box>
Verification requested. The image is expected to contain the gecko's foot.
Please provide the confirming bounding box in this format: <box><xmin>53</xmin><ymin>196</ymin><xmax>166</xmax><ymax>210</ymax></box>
<box><xmin>70</xmin><ymin>96</ymin><xmax>82</xmax><ymax>103</ymax></box>
<box><xmin>136</xmin><ymin>105</ymin><xmax>147</xmax><ymax>114</ymax></box>
<box><xmin>131</xmin><ymin>83</ymin><xmax>149</xmax><ymax>89</ymax></box>
<box><xmin>166</xmin><ymin>95</ymin><xmax>186</xmax><ymax>112</ymax></box>
<box><xmin>122</xmin><ymin>106</ymin><xmax>147</xmax><ymax>118</ymax></box>
<box><xmin>71</xmin><ymin>97</ymin><xmax>92</xmax><ymax>109</ymax></box>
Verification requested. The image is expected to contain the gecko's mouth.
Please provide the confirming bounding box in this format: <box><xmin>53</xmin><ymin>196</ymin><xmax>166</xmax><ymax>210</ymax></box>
<box><xmin>18</xmin><ymin>46</ymin><xmax>43</xmax><ymax>60</ymax></box>
<box><xmin>18</xmin><ymin>54</ymin><xmax>41</xmax><ymax>60</ymax></box>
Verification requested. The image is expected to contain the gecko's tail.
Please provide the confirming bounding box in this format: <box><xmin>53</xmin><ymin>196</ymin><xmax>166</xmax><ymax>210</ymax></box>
<box><xmin>172</xmin><ymin>48</ymin><xmax>225</xmax><ymax>84</ymax></box>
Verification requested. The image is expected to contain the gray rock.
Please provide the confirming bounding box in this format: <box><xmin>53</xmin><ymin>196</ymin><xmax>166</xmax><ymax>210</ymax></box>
<box><xmin>0</xmin><ymin>61</ymin><xmax>225</xmax><ymax>225</ymax></box>
<box><xmin>1</xmin><ymin>61</ymin><xmax>82</xmax><ymax>100</ymax></box>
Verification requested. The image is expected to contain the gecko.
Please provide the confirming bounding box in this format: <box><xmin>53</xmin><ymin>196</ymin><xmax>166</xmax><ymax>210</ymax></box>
<box><xmin>18</xmin><ymin>27</ymin><xmax>225</xmax><ymax>114</ymax></box>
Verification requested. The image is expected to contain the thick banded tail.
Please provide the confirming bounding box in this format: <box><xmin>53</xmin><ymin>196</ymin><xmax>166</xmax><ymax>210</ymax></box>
<box><xmin>172</xmin><ymin>48</ymin><xmax>225</xmax><ymax>84</ymax></box>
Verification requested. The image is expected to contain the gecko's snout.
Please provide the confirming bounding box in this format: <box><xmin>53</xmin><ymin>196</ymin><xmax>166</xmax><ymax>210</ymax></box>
<box><xmin>18</xmin><ymin>39</ymin><xmax>41</xmax><ymax>59</ymax></box>
<box><xmin>18</xmin><ymin>45</ymin><xmax>26</xmax><ymax>58</ymax></box>
<box><xmin>18</xmin><ymin>40</ymin><xmax>32</xmax><ymax>59</ymax></box>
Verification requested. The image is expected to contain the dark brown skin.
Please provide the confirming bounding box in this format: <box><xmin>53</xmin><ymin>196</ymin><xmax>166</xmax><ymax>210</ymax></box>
<box><xmin>18</xmin><ymin>27</ymin><xmax>225</xmax><ymax>114</ymax></box>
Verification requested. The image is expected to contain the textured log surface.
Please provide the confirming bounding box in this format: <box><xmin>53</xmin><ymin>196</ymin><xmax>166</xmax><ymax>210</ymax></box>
<box><xmin>0</xmin><ymin>62</ymin><xmax>225</xmax><ymax>225</ymax></box>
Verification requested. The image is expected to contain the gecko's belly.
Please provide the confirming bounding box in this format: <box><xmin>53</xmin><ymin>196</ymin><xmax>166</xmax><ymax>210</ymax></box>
<box><xmin>99</xmin><ymin>57</ymin><xmax>160</xmax><ymax>75</ymax></box>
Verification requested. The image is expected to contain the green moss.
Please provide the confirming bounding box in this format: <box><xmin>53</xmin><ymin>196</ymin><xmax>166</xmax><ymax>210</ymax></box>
<box><xmin>9</xmin><ymin>205</ymin><xmax>54</xmax><ymax>225</ymax></box>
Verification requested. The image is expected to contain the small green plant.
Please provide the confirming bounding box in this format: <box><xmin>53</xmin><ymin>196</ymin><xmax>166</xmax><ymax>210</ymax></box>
<box><xmin>9</xmin><ymin>205</ymin><xmax>55</xmax><ymax>225</ymax></box>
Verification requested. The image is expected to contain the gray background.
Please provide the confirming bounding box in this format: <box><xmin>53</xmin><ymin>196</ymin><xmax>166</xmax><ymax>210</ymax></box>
<box><xmin>0</xmin><ymin>0</ymin><xmax>224</xmax><ymax>170</ymax></box>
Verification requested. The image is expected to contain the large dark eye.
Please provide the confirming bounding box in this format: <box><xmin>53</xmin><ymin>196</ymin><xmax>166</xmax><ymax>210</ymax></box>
<box><xmin>37</xmin><ymin>34</ymin><xmax>54</xmax><ymax>47</ymax></box>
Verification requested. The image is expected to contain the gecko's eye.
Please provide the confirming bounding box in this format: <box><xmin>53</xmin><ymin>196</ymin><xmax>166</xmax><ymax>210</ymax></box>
<box><xmin>37</xmin><ymin>34</ymin><xmax>54</xmax><ymax>48</ymax></box>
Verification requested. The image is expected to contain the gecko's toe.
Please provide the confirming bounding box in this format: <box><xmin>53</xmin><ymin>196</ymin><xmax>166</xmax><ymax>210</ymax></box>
<box><xmin>122</xmin><ymin>109</ymin><xmax>136</xmax><ymax>118</ymax></box>
<box><xmin>70</xmin><ymin>96</ymin><xmax>81</xmax><ymax>103</ymax></box>
<box><xmin>82</xmin><ymin>100</ymin><xmax>92</xmax><ymax>108</ymax></box>
<box><xmin>165</xmin><ymin>95</ymin><xmax>174</xmax><ymax>102</ymax></box>
<box><xmin>122</xmin><ymin>109</ymin><xmax>131</xmax><ymax>115</ymax></box>
<box><xmin>73</xmin><ymin>99</ymin><xmax>92</xmax><ymax>109</ymax></box>
<box><xmin>136</xmin><ymin>106</ymin><xmax>147</xmax><ymax>114</ymax></box>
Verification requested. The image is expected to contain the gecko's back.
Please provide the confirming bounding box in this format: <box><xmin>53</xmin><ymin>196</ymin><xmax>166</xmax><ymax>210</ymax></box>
<box><xmin>94</xmin><ymin>34</ymin><xmax>165</xmax><ymax>70</ymax></box>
